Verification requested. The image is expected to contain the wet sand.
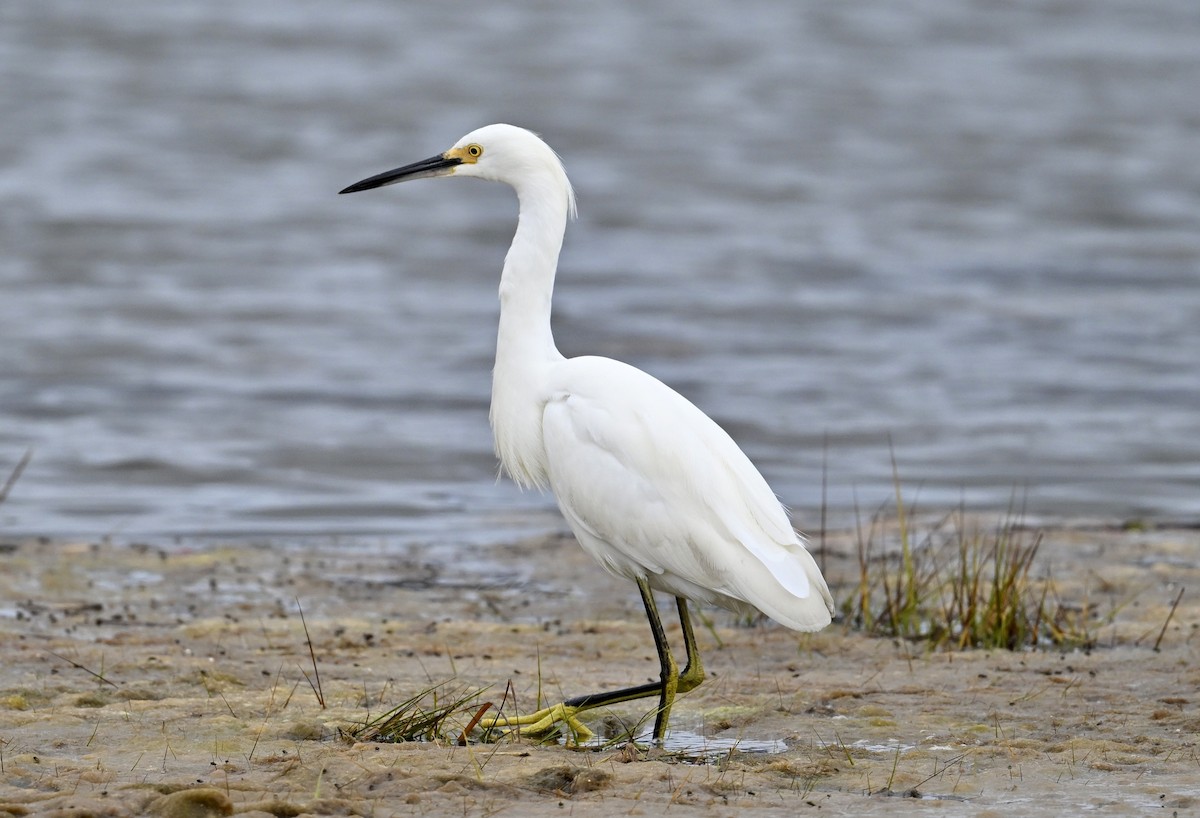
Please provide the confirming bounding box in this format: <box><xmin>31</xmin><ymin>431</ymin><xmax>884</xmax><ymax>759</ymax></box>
<box><xmin>1</xmin><ymin>523</ymin><xmax>1198</xmax><ymax>816</ymax></box>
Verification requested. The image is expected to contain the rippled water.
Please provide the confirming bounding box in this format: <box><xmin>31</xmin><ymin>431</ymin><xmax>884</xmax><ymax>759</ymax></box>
<box><xmin>1</xmin><ymin>0</ymin><xmax>1198</xmax><ymax>542</ymax></box>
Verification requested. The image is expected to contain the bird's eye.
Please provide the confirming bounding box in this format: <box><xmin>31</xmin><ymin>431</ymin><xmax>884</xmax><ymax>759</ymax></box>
<box><xmin>466</xmin><ymin>144</ymin><xmax>483</xmax><ymax>158</ymax></box>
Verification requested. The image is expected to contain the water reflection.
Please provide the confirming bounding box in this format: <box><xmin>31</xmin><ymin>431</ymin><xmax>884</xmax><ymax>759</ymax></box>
<box><xmin>1</xmin><ymin>1</ymin><xmax>1197</xmax><ymax>541</ymax></box>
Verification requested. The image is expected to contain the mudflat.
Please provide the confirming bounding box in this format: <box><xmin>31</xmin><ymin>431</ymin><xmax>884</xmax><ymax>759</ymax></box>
<box><xmin>1</xmin><ymin>523</ymin><xmax>1197</xmax><ymax>816</ymax></box>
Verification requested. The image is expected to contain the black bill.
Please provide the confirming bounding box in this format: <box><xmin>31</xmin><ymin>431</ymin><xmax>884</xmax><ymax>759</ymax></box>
<box><xmin>339</xmin><ymin>153</ymin><xmax>462</xmax><ymax>194</ymax></box>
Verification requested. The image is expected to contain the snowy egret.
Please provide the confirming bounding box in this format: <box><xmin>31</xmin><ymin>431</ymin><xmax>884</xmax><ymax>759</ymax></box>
<box><xmin>340</xmin><ymin>124</ymin><xmax>834</xmax><ymax>744</ymax></box>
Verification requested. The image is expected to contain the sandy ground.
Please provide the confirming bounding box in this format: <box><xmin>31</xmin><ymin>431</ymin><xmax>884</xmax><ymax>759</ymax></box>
<box><xmin>1</xmin><ymin>521</ymin><xmax>1198</xmax><ymax>817</ymax></box>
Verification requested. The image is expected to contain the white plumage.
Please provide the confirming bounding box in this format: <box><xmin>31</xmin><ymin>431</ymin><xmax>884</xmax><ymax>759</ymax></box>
<box><xmin>341</xmin><ymin>123</ymin><xmax>833</xmax><ymax>742</ymax></box>
<box><xmin>540</xmin><ymin>356</ymin><xmax>832</xmax><ymax>631</ymax></box>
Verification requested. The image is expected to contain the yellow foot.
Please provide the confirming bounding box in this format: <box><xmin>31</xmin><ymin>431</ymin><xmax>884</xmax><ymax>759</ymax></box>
<box><xmin>479</xmin><ymin>702</ymin><xmax>594</xmax><ymax>744</ymax></box>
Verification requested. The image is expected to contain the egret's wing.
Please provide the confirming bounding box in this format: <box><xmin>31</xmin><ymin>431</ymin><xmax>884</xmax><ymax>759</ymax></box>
<box><xmin>541</xmin><ymin>357</ymin><xmax>833</xmax><ymax>630</ymax></box>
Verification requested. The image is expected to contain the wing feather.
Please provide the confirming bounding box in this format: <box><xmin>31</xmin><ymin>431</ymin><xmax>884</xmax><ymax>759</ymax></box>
<box><xmin>540</xmin><ymin>356</ymin><xmax>833</xmax><ymax>629</ymax></box>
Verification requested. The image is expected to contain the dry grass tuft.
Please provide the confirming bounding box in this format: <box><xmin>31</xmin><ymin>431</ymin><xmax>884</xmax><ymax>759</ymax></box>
<box><xmin>348</xmin><ymin>681</ymin><xmax>492</xmax><ymax>744</ymax></box>
<box><xmin>841</xmin><ymin>474</ymin><xmax>1101</xmax><ymax>650</ymax></box>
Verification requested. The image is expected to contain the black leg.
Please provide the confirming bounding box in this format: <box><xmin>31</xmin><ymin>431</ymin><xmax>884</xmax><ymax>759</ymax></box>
<box><xmin>562</xmin><ymin>577</ymin><xmax>680</xmax><ymax>741</ymax></box>
<box><xmin>641</xmin><ymin>579</ymin><xmax>679</xmax><ymax>742</ymax></box>
<box><xmin>485</xmin><ymin>578</ymin><xmax>698</xmax><ymax>744</ymax></box>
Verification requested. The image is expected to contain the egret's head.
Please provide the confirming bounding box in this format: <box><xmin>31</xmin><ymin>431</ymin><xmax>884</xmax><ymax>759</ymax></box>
<box><xmin>339</xmin><ymin>124</ymin><xmax>575</xmax><ymax>217</ymax></box>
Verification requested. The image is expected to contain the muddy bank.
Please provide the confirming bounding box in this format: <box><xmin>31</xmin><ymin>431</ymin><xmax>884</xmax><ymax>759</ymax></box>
<box><xmin>1</xmin><ymin>524</ymin><xmax>1198</xmax><ymax>816</ymax></box>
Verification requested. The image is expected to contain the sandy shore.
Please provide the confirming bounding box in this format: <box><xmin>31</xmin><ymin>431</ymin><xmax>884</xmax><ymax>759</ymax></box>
<box><xmin>1</xmin><ymin>522</ymin><xmax>1198</xmax><ymax>816</ymax></box>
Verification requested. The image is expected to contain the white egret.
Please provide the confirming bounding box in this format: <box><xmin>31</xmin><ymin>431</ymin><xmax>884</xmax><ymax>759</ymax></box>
<box><xmin>340</xmin><ymin>124</ymin><xmax>834</xmax><ymax>744</ymax></box>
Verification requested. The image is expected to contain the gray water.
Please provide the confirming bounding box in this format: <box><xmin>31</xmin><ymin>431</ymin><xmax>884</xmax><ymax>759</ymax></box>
<box><xmin>2</xmin><ymin>0</ymin><xmax>1198</xmax><ymax>545</ymax></box>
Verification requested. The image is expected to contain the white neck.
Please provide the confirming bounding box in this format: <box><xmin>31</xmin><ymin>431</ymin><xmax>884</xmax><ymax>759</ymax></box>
<box><xmin>496</xmin><ymin>180</ymin><xmax>568</xmax><ymax>364</ymax></box>
<box><xmin>489</xmin><ymin>171</ymin><xmax>571</xmax><ymax>487</ymax></box>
